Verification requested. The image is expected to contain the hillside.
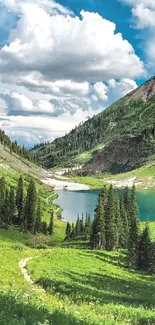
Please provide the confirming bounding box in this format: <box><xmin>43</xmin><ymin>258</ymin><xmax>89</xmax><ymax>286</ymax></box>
<box><xmin>32</xmin><ymin>77</ymin><xmax>155</xmax><ymax>173</ymax></box>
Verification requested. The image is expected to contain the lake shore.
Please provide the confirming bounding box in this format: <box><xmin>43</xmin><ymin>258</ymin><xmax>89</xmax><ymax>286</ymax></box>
<box><xmin>41</xmin><ymin>177</ymin><xmax>90</xmax><ymax>191</ymax></box>
<box><xmin>103</xmin><ymin>176</ymin><xmax>144</xmax><ymax>188</ymax></box>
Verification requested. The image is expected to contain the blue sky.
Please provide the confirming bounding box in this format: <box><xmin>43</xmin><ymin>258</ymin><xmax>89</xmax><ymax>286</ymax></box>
<box><xmin>0</xmin><ymin>0</ymin><xmax>154</xmax><ymax>146</ymax></box>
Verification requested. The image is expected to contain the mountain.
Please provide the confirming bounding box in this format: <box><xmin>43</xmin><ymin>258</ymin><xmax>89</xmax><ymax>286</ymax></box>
<box><xmin>0</xmin><ymin>129</ymin><xmax>47</xmax><ymax>180</ymax></box>
<box><xmin>32</xmin><ymin>77</ymin><xmax>155</xmax><ymax>173</ymax></box>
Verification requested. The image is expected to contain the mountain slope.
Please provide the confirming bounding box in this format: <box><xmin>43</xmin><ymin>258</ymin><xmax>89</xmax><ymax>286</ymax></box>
<box><xmin>33</xmin><ymin>77</ymin><xmax>155</xmax><ymax>173</ymax></box>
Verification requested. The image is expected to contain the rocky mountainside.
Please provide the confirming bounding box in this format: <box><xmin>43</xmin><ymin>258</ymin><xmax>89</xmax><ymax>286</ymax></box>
<box><xmin>33</xmin><ymin>77</ymin><xmax>155</xmax><ymax>173</ymax></box>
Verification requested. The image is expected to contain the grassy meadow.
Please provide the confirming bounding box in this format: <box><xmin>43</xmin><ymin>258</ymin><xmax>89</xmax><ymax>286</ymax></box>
<box><xmin>0</xmin><ymin>222</ymin><xmax>155</xmax><ymax>325</ymax></box>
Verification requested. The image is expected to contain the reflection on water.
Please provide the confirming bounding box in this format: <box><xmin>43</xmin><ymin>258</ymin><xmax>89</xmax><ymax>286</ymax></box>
<box><xmin>55</xmin><ymin>190</ymin><xmax>155</xmax><ymax>223</ymax></box>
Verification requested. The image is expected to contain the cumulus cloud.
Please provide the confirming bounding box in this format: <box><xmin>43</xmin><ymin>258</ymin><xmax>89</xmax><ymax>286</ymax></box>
<box><xmin>93</xmin><ymin>83</ymin><xmax>108</xmax><ymax>101</ymax></box>
<box><xmin>0</xmin><ymin>5</ymin><xmax>144</xmax><ymax>82</ymax></box>
<box><xmin>0</xmin><ymin>0</ymin><xmax>73</xmax><ymax>15</ymax></box>
<box><xmin>121</xmin><ymin>0</ymin><xmax>155</xmax><ymax>67</ymax></box>
<box><xmin>0</xmin><ymin>0</ymin><xmax>145</xmax><ymax>144</ymax></box>
<box><xmin>108</xmin><ymin>78</ymin><xmax>137</xmax><ymax>97</ymax></box>
<box><xmin>2</xmin><ymin>73</ymin><xmax>90</xmax><ymax>97</ymax></box>
<box><xmin>0</xmin><ymin>91</ymin><xmax>92</xmax><ymax>116</ymax></box>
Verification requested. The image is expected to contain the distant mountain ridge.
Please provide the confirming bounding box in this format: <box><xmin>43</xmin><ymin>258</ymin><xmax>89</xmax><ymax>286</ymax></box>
<box><xmin>32</xmin><ymin>77</ymin><xmax>155</xmax><ymax>173</ymax></box>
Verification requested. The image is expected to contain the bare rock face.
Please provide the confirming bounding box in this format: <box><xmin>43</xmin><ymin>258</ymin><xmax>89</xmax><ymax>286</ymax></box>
<box><xmin>85</xmin><ymin>136</ymin><xmax>155</xmax><ymax>174</ymax></box>
<box><xmin>127</xmin><ymin>77</ymin><xmax>155</xmax><ymax>102</ymax></box>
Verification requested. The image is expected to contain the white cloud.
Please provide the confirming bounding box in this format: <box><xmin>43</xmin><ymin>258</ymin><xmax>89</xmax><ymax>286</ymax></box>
<box><xmin>2</xmin><ymin>73</ymin><xmax>90</xmax><ymax>97</ymax></box>
<box><xmin>108</xmin><ymin>78</ymin><xmax>137</xmax><ymax>100</ymax></box>
<box><xmin>0</xmin><ymin>91</ymin><xmax>93</xmax><ymax>116</ymax></box>
<box><xmin>93</xmin><ymin>82</ymin><xmax>108</xmax><ymax>101</ymax></box>
<box><xmin>121</xmin><ymin>0</ymin><xmax>155</xmax><ymax>67</ymax></box>
<box><xmin>131</xmin><ymin>5</ymin><xmax>155</xmax><ymax>29</ymax></box>
<box><xmin>0</xmin><ymin>5</ymin><xmax>144</xmax><ymax>83</ymax></box>
<box><xmin>0</xmin><ymin>0</ymin><xmax>73</xmax><ymax>15</ymax></box>
<box><xmin>0</xmin><ymin>0</ymin><xmax>145</xmax><ymax>144</ymax></box>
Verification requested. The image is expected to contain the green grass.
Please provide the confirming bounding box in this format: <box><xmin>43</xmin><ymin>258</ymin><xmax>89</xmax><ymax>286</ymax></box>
<box><xmin>28</xmin><ymin>247</ymin><xmax>155</xmax><ymax>325</ymax></box>
<box><xmin>72</xmin><ymin>143</ymin><xmax>105</xmax><ymax>165</ymax></box>
<box><xmin>71</xmin><ymin>176</ymin><xmax>105</xmax><ymax>189</ymax></box>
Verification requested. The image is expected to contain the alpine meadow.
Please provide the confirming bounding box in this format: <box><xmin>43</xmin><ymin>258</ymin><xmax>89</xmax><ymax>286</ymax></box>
<box><xmin>1</xmin><ymin>0</ymin><xmax>155</xmax><ymax>324</ymax></box>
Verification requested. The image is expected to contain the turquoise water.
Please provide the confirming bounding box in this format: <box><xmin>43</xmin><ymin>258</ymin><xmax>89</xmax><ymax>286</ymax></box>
<box><xmin>55</xmin><ymin>190</ymin><xmax>155</xmax><ymax>222</ymax></box>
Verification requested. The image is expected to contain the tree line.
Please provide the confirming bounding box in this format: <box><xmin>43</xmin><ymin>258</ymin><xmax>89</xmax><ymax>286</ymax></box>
<box><xmin>0</xmin><ymin>129</ymin><xmax>35</xmax><ymax>162</ymax></box>
<box><xmin>66</xmin><ymin>185</ymin><xmax>155</xmax><ymax>273</ymax></box>
<box><xmin>0</xmin><ymin>176</ymin><xmax>54</xmax><ymax>236</ymax></box>
<box><xmin>65</xmin><ymin>214</ymin><xmax>92</xmax><ymax>240</ymax></box>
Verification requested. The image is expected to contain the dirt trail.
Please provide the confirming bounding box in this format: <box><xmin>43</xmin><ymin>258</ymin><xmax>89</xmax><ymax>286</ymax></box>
<box><xmin>19</xmin><ymin>257</ymin><xmax>45</xmax><ymax>293</ymax></box>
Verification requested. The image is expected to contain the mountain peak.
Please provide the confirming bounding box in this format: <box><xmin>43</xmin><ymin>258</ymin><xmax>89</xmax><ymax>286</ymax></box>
<box><xmin>128</xmin><ymin>76</ymin><xmax>155</xmax><ymax>102</ymax></box>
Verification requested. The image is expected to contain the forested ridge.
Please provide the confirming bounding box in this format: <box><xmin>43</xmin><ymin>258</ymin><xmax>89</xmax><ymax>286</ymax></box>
<box><xmin>32</xmin><ymin>77</ymin><xmax>155</xmax><ymax>169</ymax></box>
<box><xmin>0</xmin><ymin>129</ymin><xmax>35</xmax><ymax>162</ymax></box>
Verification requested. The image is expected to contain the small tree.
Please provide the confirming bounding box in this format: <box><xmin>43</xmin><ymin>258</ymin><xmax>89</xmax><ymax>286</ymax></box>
<box><xmin>65</xmin><ymin>222</ymin><xmax>72</xmax><ymax>240</ymax></box>
<box><xmin>105</xmin><ymin>185</ymin><xmax>118</xmax><ymax>251</ymax></box>
<box><xmin>137</xmin><ymin>223</ymin><xmax>152</xmax><ymax>271</ymax></box>
<box><xmin>119</xmin><ymin>198</ymin><xmax>129</xmax><ymax>248</ymax></box>
<box><xmin>127</xmin><ymin>184</ymin><xmax>139</xmax><ymax>267</ymax></box>
<box><xmin>35</xmin><ymin>198</ymin><xmax>41</xmax><ymax>233</ymax></box>
<box><xmin>16</xmin><ymin>176</ymin><xmax>24</xmax><ymax>225</ymax></box>
<box><xmin>91</xmin><ymin>194</ymin><xmax>106</xmax><ymax>250</ymax></box>
<box><xmin>24</xmin><ymin>179</ymin><xmax>37</xmax><ymax>233</ymax></box>
<box><xmin>9</xmin><ymin>187</ymin><xmax>16</xmax><ymax>224</ymax></box>
<box><xmin>48</xmin><ymin>213</ymin><xmax>54</xmax><ymax>235</ymax></box>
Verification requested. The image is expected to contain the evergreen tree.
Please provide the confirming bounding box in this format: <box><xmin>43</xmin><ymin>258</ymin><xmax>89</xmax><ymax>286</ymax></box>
<box><xmin>35</xmin><ymin>198</ymin><xmax>41</xmax><ymax>233</ymax></box>
<box><xmin>16</xmin><ymin>176</ymin><xmax>24</xmax><ymax>225</ymax></box>
<box><xmin>75</xmin><ymin>215</ymin><xmax>80</xmax><ymax>237</ymax></box>
<box><xmin>119</xmin><ymin>198</ymin><xmax>129</xmax><ymax>248</ymax></box>
<box><xmin>71</xmin><ymin>223</ymin><xmax>75</xmax><ymax>239</ymax></box>
<box><xmin>3</xmin><ymin>189</ymin><xmax>10</xmax><ymax>224</ymax></box>
<box><xmin>9</xmin><ymin>187</ymin><xmax>16</xmax><ymax>224</ymax></box>
<box><xmin>105</xmin><ymin>185</ymin><xmax>118</xmax><ymax>251</ymax></box>
<box><xmin>48</xmin><ymin>213</ymin><xmax>54</xmax><ymax>235</ymax></box>
<box><xmin>123</xmin><ymin>186</ymin><xmax>131</xmax><ymax>223</ymax></box>
<box><xmin>80</xmin><ymin>215</ymin><xmax>84</xmax><ymax>235</ymax></box>
<box><xmin>91</xmin><ymin>193</ymin><xmax>106</xmax><ymax>249</ymax></box>
<box><xmin>0</xmin><ymin>177</ymin><xmax>6</xmax><ymax>222</ymax></box>
<box><xmin>85</xmin><ymin>214</ymin><xmax>92</xmax><ymax>239</ymax></box>
<box><xmin>137</xmin><ymin>223</ymin><xmax>152</xmax><ymax>271</ymax></box>
<box><xmin>128</xmin><ymin>184</ymin><xmax>139</xmax><ymax>267</ymax></box>
<box><xmin>41</xmin><ymin>221</ymin><xmax>47</xmax><ymax>235</ymax></box>
<box><xmin>114</xmin><ymin>191</ymin><xmax>121</xmax><ymax>236</ymax></box>
<box><xmin>65</xmin><ymin>222</ymin><xmax>72</xmax><ymax>240</ymax></box>
<box><xmin>24</xmin><ymin>179</ymin><xmax>37</xmax><ymax>233</ymax></box>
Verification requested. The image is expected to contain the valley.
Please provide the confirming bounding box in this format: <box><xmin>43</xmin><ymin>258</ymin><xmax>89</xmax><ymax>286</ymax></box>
<box><xmin>1</xmin><ymin>78</ymin><xmax>155</xmax><ymax>325</ymax></box>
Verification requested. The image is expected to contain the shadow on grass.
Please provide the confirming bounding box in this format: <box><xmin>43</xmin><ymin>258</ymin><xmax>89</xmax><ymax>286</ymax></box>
<box><xmin>78</xmin><ymin>250</ymin><xmax>126</xmax><ymax>267</ymax></box>
<box><xmin>0</xmin><ymin>291</ymin><xmax>90</xmax><ymax>325</ymax></box>
<box><xmin>37</xmin><ymin>268</ymin><xmax>155</xmax><ymax>310</ymax></box>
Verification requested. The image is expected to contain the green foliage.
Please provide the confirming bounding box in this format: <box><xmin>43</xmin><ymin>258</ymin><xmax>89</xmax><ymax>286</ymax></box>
<box><xmin>28</xmin><ymin>248</ymin><xmax>155</xmax><ymax>325</ymax></box>
<box><xmin>32</xmin><ymin>79</ymin><xmax>155</xmax><ymax>170</ymax></box>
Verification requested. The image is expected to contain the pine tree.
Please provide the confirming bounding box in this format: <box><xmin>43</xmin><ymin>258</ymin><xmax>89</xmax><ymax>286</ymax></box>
<box><xmin>105</xmin><ymin>185</ymin><xmax>118</xmax><ymax>251</ymax></box>
<box><xmin>80</xmin><ymin>215</ymin><xmax>84</xmax><ymax>235</ymax></box>
<box><xmin>71</xmin><ymin>223</ymin><xmax>75</xmax><ymax>239</ymax></box>
<box><xmin>16</xmin><ymin>176</ymin><xmax>24</xmax><ymax>225</ymax></box>
<box><xmin>119</xmin><ymin>198</ymin><xmax>129</xmax><ymax>248</ymax></box>
<box><xmin>9</xmin><ymin>187</ymin><xmax>16</xmax><ymax>224</ymax></box>
<box><xmin>65</xmin><ymin>222</ymin><xmax>72</xmax><ymax>240</ymax></box>
<box><xmin>41</xmin><ymin>221</ymin><xmax>47</xmax><ymax>235</ymax></box>
<box><xmin>114</xmin><ymin>191</ymin><xmax>121</xmax><ymax>236</ymax></box>
<box><xmin>3</xmin><ymin>189</ymin><xmax>10</xmax><ymax>224</ymax></box>
<box><xmin>75</xmin><ymin>215</ymin><xmax>80</xmax><ymax>237</ymax></box>
<box><xmin>128</xmin><ymin>184</ymin><xmax>139</xmax><ymax>267</ymax></box>
<box><xmin>85</xmin><ymin>214</ymin><xmax>92</xmax><ymax>239</ymax></box>
<box><xmin>24</xmin><ymin>179</ymin><xmax>37</xmax><ymax>233</ymax></box>
<box><xmin>137</xmin><ymin>223</ymin><xmax>152</xmax><ymax>271</ymax></box>
<box><xmin>35</xmin><ymin>198</ymin><xmax>41</xmax><ymax>233</ymax></box>
<box><xmin>91</xmin><ymin>193</ymin><xmax>106</xmax><ymax>249</ymax></box>
<box><xmin>48</xmin><ymin>213</ymin><xmax>54</xmax><ymax>235</ymax></box>
<box><xmin>0</xmin><ymin>177</ymin><xmax>6</xmax><ymax>223</ymax></box>
<box><xmin>123</xmin><ymin>186</ymin><xmax>131</xmax><ymax>223</ymax></box>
